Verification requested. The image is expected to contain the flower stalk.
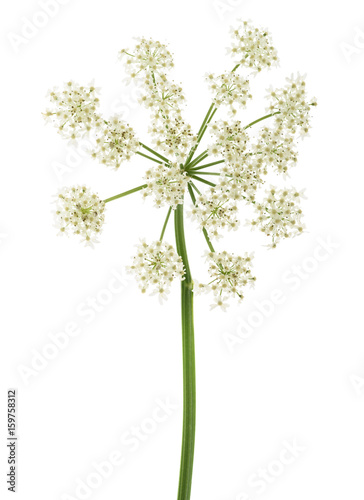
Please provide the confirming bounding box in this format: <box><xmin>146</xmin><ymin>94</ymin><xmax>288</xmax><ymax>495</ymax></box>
<box><xmin>174</xmin><ymin>202</ymin><xmax>196</xmax><ymax>500</ymax></box>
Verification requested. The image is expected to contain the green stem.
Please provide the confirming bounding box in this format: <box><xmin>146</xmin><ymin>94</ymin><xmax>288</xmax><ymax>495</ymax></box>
<box><xmin>139</xmin><ymin>142</ymin><xmax>170</xmax><ymax>163</ymax></box>
<box><xmin>189</xmin><ymin>159</ymin><xmax>225</xmax><ymax>171</ymax></box>
<box><xmin>187</xmin><ymin>185</ymin><xmax>215</xmax><ymax>253</ymax></box>
<box><xmin>174</xmin><ymin>203</ymin><xmax>196</xmax><ymax>500</ymax></box>
<box><xmin>184</xmin><ymin>104</ymin><xmax>215</xmax><ymax>166</ymax></box>
<box><xmin>186</xmin><ymin>152</ymin><xmax>209</xmax><ymax>170</ymax></box>
<box><xmin>188</xmin><ymin>181</ymin><xmax>201</xmax><ymax>197</ymax></box>
<box><xmin>189</xmin><ymin>175</ymin><xmax>216</xmax><ymax>187</ymax></box>
<box><xmin>136</xmin><ymin>151</ymin><xmax>163</xmax><ymax>164</ymax></box>
<box><xmin>103</xmin><ymin>184</ymin><xmax>147</xmax><ymax>204</ymax></box>
<box><xmin>244</xmin><ymin>111</ymin><xmax>280</xmax><ymax>130</ymax></box>
<box><xmin>202</xmin><ymin>228</ymin><xmax>215</xmax><ymax>252</ymax></box>
<box><xmin>159</xmin><ymin>207</ymin><xmax>172</xmax><ymax>241</ymax></box>
<box><xmin>188</xmin><ymin>171</ymin><xmax>221</xmax><ymax>176</ymax></box>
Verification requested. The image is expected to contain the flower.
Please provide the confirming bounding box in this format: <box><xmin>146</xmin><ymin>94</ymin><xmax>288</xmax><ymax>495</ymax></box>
<box><xmin>127</xmin><ymin>240</ymin><xmax>185</xmax><ymax>300</ymax></box>
<box><xmin>266</xmin><ymin>74</ymin><xmax>317</xmax><ymax>136</ymax></box>
<box><xmin>149</xmin><ymin>117</ymin><xmax>197</xmax><ymax>161</ymax></box>
<box><xmin>254</xmin><ymin>126</ymin><xmax>298</xmax><ymax>175</ymax></box>
<box><xmin>90</xmin><ymin>115</ymin><xmax>139</xmax><ymax>169</ymax></box>
<box><xmin>189</xmin><ymin>187</ymin><xmax>240</xmax><ymax>239</ymax></box>
<box><xmin>43</xmin><ymin>81</ymin><xmax>101</xmax><ymax>141</ymax></box>
<box><xmin>205</xmin><ymin>72</ymin><xmax>252</xmax><ymax>115</ymax></box>
<box><xmin>249</xmin><ymin>187</ymin><xmax>305</xmax><ymax>248</ymax></box>
<box><xmin>208</xmin><ymin>120</ymin><xmax>264</xmax><ymax>201</ymax></box>
<box><xmin>195</xmin><ymin>251</ymin><xmax>256</xmax><ymax>309</ymax></box>
<box><xmin>143</xmin><ymin>163</ymin><xmax>189</xmax><ymax>209</ymax></box>
<box><xmin>54</xmin><ymin>186</ymin><xmax>105</xmax><ymax>246</ymax></box>
<box><xmin>229</xmin><ymin>20</ymin><xmax>279</xmax><ymax>73</ymax></box>
<box><xmin>120</xmin><ymin>38</ymin><xmax>196</xmax><ymax>162</ymax></box>
<box><xmin>119</xmin><ymin>38</ymin><xmax>174</xmax><ymax>76</ymax></box>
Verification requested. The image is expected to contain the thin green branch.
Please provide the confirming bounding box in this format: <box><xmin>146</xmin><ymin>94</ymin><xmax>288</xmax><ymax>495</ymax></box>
<box><xmin>189</xmin><ymin>159</ymin><xmax>225</xmax><ymax>171</ymax></box>
<box><xmin>136</xmin><ymin>151</ymin><xmax>163</xmax><ymax>164</ymax></box>
<box><xmin>188</xmin><ymin>181</ymin><xmax>201</xmax><ymax>197</ymax></box>
<box><xmin>139</xmin><ymin>142</ymin><xmax>170</xmax><ymax>163</ymax></box>
<box><xmin>103</xmin><ymin>184</ymin><xmax>147</xmax><ymax>204</ymax></box>
<box><xmin>159</xmin><ymin>206</ymin><xmax>172</xmax><ymax>241</ymax></box>
<box><xmin>189</xmin><ymin>175</ymin><xmax>216</xmax><ymax>188</ymax></box>
<box><xmin>187</xmin><ymin>184</ymin><xmax>215</xmax><ymax>253</ymax></box>
<box><xmin>244</xmin><ymin>111</ymin><xmax>280</xmax><ymax>130</ymax></box>
<box><xmin>184</xmin><ymin>104</ymin><xmax>215</xmax><ymax>166</ymax></box>
<box><xmin>202</xmin><ymin>228</ymin><xmax>215</xmax><ymax>253</ymax></box>
<box><xmin>186</xmin><ymin>152</ymin><xmax>209</xmax><ymax>170</ymax></box>
<box><xmin>188</xmin><ymin>171</ymin><xmax>221</xmax><ymax>176</ymax></box>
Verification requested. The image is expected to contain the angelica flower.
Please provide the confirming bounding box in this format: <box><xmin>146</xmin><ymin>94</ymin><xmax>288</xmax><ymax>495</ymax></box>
<box><xmin>119</xmin><ymin>38</ymin><xmax>174</xmax><ymax>76</ymax></box>
<box><xmin>90</xmin><ymin>116</ymin><xmax>139</xmax><ymax>169</ymax></box>
<box><xmin>120</xmin><ymin>38</ymin><xmax>196</xmax><ymax>162</ymax></box>
<box><xmin>250</xmin><ymin>187</ymin><xmax>305</xmax><ymax>248</ymax></box>
<box><xmin>208</xmin><ymin>121</ymin><xmax>263</xmax><ymax>201</ymax></box>
<box><xmin>254</xmin><ymin>126</ymin><xmax>298</xmax><ymax>175</ymax></box>
<box><xmin>43</xmin><ymin>81</ymin><xmax>101</xmax><ymax>141</ymax></box>
<box><xmin>229</xmin><ymin>20</ymin><xmax>279</xmax><ymax>73</ymax></box>
<box><xmin>196</xmin><ymin>251</ymin><xmax>256</xmax><ymax>309</ymax></box>
<box><xmin>149</xmin><ymin>118</ymin><xmax>197</xmax><ymax>161</ymax></box>
<box><xmin>205</xmin><ymin>72</ymin><xmax>252</xmax><ymax>115</ymax></box>
<box><xmin>54</xmin><ymin>186</ymin><xmax>105</xmax><ymax>246</ymax></box>
<box><xmin>189</xmin><ymin>187</ymin><xmax>240</xmax><ymax>239</ymax></box>
<box><xmin>127</xmin><ymin>240</ymin><xmax>185</xmax><ymax>299</ymax></box>
<box><xmin>267</xmin><ymin>74</ymin><xmax>317</xmax><ymax>136</ymax></box>
<box><xmin>208</xmin><ymin>120</ymin><xmax>249</xmax><ymax>157</ymax></box>
<box><xmin>143</xmin><ymin>163</ymin><xmax>188</xmax><ymax>209</ymax></box>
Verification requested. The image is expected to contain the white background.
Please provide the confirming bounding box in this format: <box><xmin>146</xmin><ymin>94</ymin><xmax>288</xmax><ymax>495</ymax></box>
<box><xmin>1</xmin><ymin>0</ymin><xmax>364</xmax><ymax>499</ymax></box>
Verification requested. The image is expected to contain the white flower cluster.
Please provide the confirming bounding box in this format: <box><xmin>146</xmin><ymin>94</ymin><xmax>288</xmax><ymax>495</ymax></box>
<box><xmin>43</xmin><ymin>81</ymin><xmax>100</xmax><ymax>141</ymax></box>
<box><xmin>44</xmin><ymin>82</ymin><xmax>140</xmax><ymax>167</ymax></box>
<box><xmin>54</xmin><ymin>186</ymin><xmax>105</xmax><ymax>246</ymax></box>
<box><xmin>208</xmin><ymin>120</ymin><xmax>249</xmax><ymax>159</ymax></box>
<box><xmin>119</xmin><ymin>38</ymin><xmax>174</xmax><ymax>76</ymax></box>
<box><xmin>195</xmin><ymin>251</ymin><xmax>256</xmax><ymax>310</ymax></box>
<box><xmin>189</xmin><ymin>187</ymin><xmax>239</xmax><ymax>239</ymax></box>
<box><xmin>127</xmin><ymin>240</ymin><xmax>185</xmax><ymax>300</ymax></box>
<box><xmin>254</xmin><ymin>126</ymin><xmax>298</xmax><ymax>176</ymax></box>
<box><xmin>229</xmin><ymin>20</ymin><xmax>279</xmax><ymax>73</ymax></box>
<box><xmin>208</xmin><ymin>121</ymin><xmax>263</xmax><ymax>202</ymax></box>
<box><xmin>206</xmin><ymin>119</ymin><xmax>301</xmax><ymax>210</ymax></box>
<box><xmin>143</xmin><ymin>163</ymin><xmax>189</xmax><ymax>209</ymax></box>
<box><xmin>205</xmin><ymin>72</ymin><xmax>252</xmax><ymax>116</ymax></box>
<box><xmin>250</xmin><ymin>187</ymin><xmax>305</xmax><ymax>248</ymax></box>
<box><xmin>90</xmin><ymin>116</ymin><xmax>140</xmax><ymax>169</ymax></box>
<box><xmin>267</xmin><ymin>74</ymin><xmax>317</xmax><ymax>136</ymax></box>
<box><xmin>149</xmin><ymin>118</ymin><xmax>196</xmax><ymax>159</ymax></box>
<box><xmin>120</xmin><ymin>38</ymin><xmax>196</xmax><ymax>161</ymax></box>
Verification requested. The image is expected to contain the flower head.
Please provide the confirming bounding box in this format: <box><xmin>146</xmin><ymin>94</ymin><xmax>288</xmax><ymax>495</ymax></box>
<box><xmin>254</xmin><ymin>126</ymin><xmax>298</xmax><ymax>176</ymax></box>
<box><xmin>250</xmin><ymin>187</ymin><xmax>305</xmax><ymax>248</ymax></box>
<box><xmin>149</xmin><ymin>118</ymin><xmax>197</xmax><ymax>161</ymax></box>
<box><xmin>205</xmin><ymin>72</ymin><xmax>252</xmax><ymax>115</ymax></box>
<box><xmin>43</xmin><ymin>81</ymin><xmax>101</xmax><ymax>141</ymax></box>
<box><xmin>266</xmin><ymin>74</ymin><xmax>317</xmax><ymax>136</ymax></box>
<box><xmin>189</xmin><ymin>187</ymin><xmax>240</xmax><ymax>239</ymax></box>
<box><xmin>119</xmin><ymin>38</ymin><xmax>174</xmax><ymax>77</ymax></box>
<box><xmin>208</xmin><ymin>120</ymin><xmax>263</xmax><ymax>201</ymax></box>
<box><xmin>54</xmin><ymin>186</ymin><xmax>105</xmax><ymax>246</ymax></box>
<box><xmin>127</xmin><ymin>240</ymin><xmax>185</xmax><ymax>300</ymax></box>
<box><xmin>229</xmin><ymin>20</ymin><xmax>279</xmax><ymax>73</ymax></box>
<box><xmin>120</xmin><ymin>38</ymin><xmax>196</xmax><ymax>162</ymax></box>
<box><xmin>90</xmin><ymin>116</ymin><xmax>139</xmax><ymax>169</ymax></box>
<box><xmin>196</xmin><ymin>251</ymin><xmax>256</xmax><ymax>309</ymax></box>
<box><xmin>143</xmin><ymin>163</ymin><xmax>189</xmax><ymax>209</ymax></box>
